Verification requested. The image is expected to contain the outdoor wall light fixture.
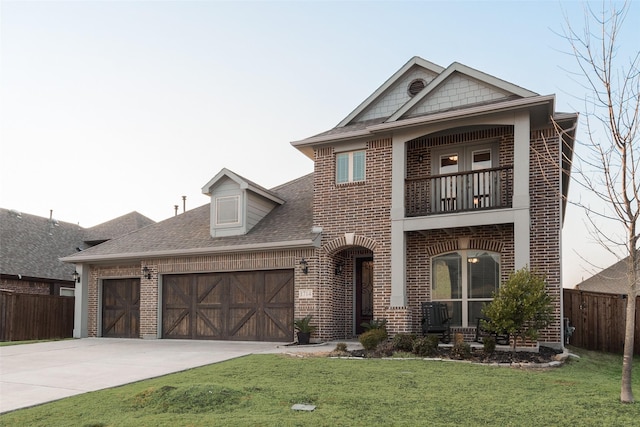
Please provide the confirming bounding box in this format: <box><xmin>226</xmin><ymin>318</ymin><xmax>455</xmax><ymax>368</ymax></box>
<box><xmin>335</xmin><ymin>263</ymin><xmax>343</xmax><ymax>275</ymax></box>
<box><xmin>417</xmin><ymin>154</ymin><xmax>424</xmax><ymax>163</ymax></box>
<box><xmin>299</xmin><ymin>258</ymin><xmax>309</xmax><ymax>275</ymax></box>
<box><xmin>72</xmin><ymin>270</ymin><xmax>80</xmax><ymax>283</ymax></box>
<box><xmin>142</xmin><ymin>266</ymin><xmax>152</xmax><ymax>279</ymax></box>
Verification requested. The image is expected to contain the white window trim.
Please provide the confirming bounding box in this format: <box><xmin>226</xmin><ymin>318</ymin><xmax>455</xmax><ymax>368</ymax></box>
<box><xmin>432</xmin><ymin>141</ymin><xmax>498</xmax><ymax>174</ymax></box>
<box><xmin>431</xmin><ymin>250</ymin><xmax>500</xmax><ymax>327</ymax></box>
<box><xmin>214</xmin><ymin>195</ymin><xmax>241</xmax><ymax>226</ymax></box>
<box><xmin>59</xmin><ymin>287</ymin><xmax>75</xmax><ymax>297</ymax></box>
<box><xmin>336</xmin><ymin>150</ymin><xmax>366</xmax><ymax>184</ymax></box>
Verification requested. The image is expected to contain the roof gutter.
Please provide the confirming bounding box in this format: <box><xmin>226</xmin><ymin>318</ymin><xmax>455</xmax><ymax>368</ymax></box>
<box><xmin>291</xmin><ymin>95</ymin><xmax>556</xmax><ymax>148</ymax></box>
<box><xmin>60</xmin><ymin>238</ymin><xmax>319</xmax><ymax>264</ymax></box>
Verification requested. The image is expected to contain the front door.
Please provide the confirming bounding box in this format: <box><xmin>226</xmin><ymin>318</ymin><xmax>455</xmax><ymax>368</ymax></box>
<box><xmin>355</xmin><ymin>257</ymin><xmax>374</xmax><ymax>334</ymax></box>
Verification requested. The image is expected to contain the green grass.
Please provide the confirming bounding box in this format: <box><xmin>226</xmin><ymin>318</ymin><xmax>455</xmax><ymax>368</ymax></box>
<box><xmin>1</xmin><ymin>347</ymin><xmax>638</xmax><ymax>426</ymax></box>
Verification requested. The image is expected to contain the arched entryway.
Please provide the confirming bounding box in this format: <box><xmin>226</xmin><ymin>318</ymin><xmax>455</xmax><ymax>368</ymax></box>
<box><xmin>324</xmin><ymin>234</ymin><xmax>377</xmax><ymax>338</ymax></box>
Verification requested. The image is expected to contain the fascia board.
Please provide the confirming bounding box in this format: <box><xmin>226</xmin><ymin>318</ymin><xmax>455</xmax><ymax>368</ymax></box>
<box><xmin>201</xmin><ymin>167</ymin><xmax>236</xmax><ymax>195</ymax></box>
<box><xmin>369</xmin><ymin>95</ymin><xmax>556</xmax><ymax>134</ymax></box>
<box><xmin>337</xmin><ymin>56</ymin><xmax>445</xmax><ymax>127</ymax></box>
<box><xmin>450</xmin><ymin>62</ymin><xmax>538</xmax><ymax>98</ymax></box>
<box><xmin>60</xmin><ymin>239</ymin><xmax>319</xmax><ymax>264</ymax></box>
<box><xmin>246</xmin><ymin>184</ymin><xmax>285</xmax><ymax>205</ymax></box>
<box><xmin>388</xmin><ymin>62</ymin><xmax>538</xmax><ymax>122</ymax></box>
<box><xmin>201</xmin><ymin>168</ymin><xmax>284</xmax><ymax>205</ymax></box>
<box><xmin>290</xmin><ymin>128</ymin><xmax>372</xmax><ymax>147</ymax></box>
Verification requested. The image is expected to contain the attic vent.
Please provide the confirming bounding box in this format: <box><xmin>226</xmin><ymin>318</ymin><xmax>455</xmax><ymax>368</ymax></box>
<box><xmin>408</xmin><ymin>79</ymin><xmax>426</xmax><ymax>97</ymax></box>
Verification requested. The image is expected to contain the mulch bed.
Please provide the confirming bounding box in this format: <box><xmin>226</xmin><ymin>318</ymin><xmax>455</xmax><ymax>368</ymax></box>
<box><xmin>332</xmin><ymin>345</ymin><xmax>563</xmax><ymax>364</ymax></box>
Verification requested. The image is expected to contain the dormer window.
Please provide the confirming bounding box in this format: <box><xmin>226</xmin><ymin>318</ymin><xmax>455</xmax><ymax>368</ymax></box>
<box><xmin>215</xmin><ymin>195</ymin><xmax>240</xmax><ymax>225</ymax></box>
<box><xmin>202</xmin><ymin>168</ymin><xmax>285</xmax><ymax>238</ymax></box>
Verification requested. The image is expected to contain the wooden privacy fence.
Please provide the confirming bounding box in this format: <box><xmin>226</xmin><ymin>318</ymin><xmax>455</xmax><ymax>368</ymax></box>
<box><xmin>0</xmin><ymin>291</ymin><xmax>74</xmax><ymax>341</ymax></box>
<box><xmin>563</xmin><ymin>289</ymin><xmax>640</xmax><ymax>355</ymax></box>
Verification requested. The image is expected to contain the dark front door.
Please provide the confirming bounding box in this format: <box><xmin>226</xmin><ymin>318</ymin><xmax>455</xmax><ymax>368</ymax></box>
<box><xmin>162</xmin><ymin>270</ymin><xmax>294</xmax><ymax>342</ymax></box>
<box><xmin>355</xmin><ymin>257</ymin><xmax>374</xmax><ymax>334</ymax></box>
<box><xmin>102</xmin><ymin>278</ymin><xmax>140</xmax><ymax>338</ymax></box>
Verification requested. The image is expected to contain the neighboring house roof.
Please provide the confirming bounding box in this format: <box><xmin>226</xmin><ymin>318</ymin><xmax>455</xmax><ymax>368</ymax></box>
<box><xmin>61</xmin><ymin>173</ymin><xmax>315</xmax><ymax>263</ymax></box>
<box><xmin>0</xmin><ymin>208</ymin><xmax>154</xmax><ymax>282</ymax></box>
<box><xmin>84</xmin><ymin>211</ymin><xmax>155</xmax><ymax>244</ymax></box>
<box><xmin>574</xmin><ymin>257</ymin><xmax>637</xmax><ymax>295</ymax></box>
<box><xmin>0</xmin><ymin>208</ymin><xmax>84</xmax><ymax>281</ymax></box>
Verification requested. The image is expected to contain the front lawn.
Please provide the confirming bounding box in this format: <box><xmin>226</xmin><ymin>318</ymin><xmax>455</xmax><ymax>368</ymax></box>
<box><xmin>1</xmin><ymin>347</ymin><xmax>637</xmax><ymax>426</ymax></box>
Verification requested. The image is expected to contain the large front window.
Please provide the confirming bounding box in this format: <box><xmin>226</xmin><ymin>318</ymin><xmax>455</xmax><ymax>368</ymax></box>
<box><xmin>431</xmin><ymin>250</ymin><xmax>500</xmax><ymax>327</ymax></box>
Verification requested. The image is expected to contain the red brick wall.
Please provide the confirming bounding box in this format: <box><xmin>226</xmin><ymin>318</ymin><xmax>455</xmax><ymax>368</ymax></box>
<box><xmin>310</xmin><ymin>124</ymin><xmax>563</xmax><ymax>345</ymax></box>
<box><xmin>312</xmin><ymin>139</ymin><xmax>393</xmax><ymax>339</ymax></box>
<box><xmin>529</xmin><ymin>129</ymin><xmax>562</xmax><ymax>344</ymax></box>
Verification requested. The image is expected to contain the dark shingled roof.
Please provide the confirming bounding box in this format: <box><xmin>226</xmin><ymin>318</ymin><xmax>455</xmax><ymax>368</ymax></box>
<box><xmin>575</xmin><ymin>257</ymin><xmax>636</xmax><ymax>295</ymax></box>
<box><xmin>84</xmin><ymin>211</ymin><xmax>155</xmax><ymax>243</ymax></box>
<box><xmin>0</xmin><ymin>209</ymin><xmax>155</xmax><ymax>281</ymax></box>
<box><xmin>62</xmin><ymin>173</ymin><xmax>315</xmax><ymax>262</ymax></box>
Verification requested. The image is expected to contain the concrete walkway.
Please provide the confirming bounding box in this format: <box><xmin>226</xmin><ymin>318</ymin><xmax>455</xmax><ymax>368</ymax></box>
<box><xmin>0</xmin><ymin>338</ymin><xmax>349</xmax><ymax>414</ymax></box>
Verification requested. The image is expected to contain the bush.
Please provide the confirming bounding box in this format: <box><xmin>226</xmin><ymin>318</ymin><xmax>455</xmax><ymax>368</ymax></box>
<box><xmin>371</xmin><ymin>340</ymin><xmax>395</xmax><ymax>357</ymax></box>
<box><xmin>360</xmin><ymin>318</ymin><xmax>388</xmax><ymax>331</ymax></box>
<box><xmin>334</xmin><ymin>342</ymin><xmax>348</xmax><ymax>353</ymax></box>
<box><xmin>482</xmin><ymin>267</ymin><xmax>553</xmax><ymax>351</ymax></box>
<box><xmin>359</xmin><ymin>328</ymin><xmax>388</xmax><ymax>350</ymax></box>
<box><xmin>392</xmin><ymin>333</ymin><xmax>416</xmax><ymax>352</ymax></box>
<box><xmin>482</xmin><ymin>336</ymin><xmax>496</xmax><ymax>354</ymax></box>
<box><xmin>450</xmin><ymin>342</ymin><xmax>472</xmax><ymax>359</ymax></box>
<box><xmin>412</xmin><ymin>335</ymin><xmax>439</xmax><ymax>357</ymax></box>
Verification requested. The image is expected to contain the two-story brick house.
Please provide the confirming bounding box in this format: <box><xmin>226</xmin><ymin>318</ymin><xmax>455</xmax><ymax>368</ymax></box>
<box><xmin>63</xmin><ymin>57</ymin><xmax>576</xmax><ymax>349</ymax></box>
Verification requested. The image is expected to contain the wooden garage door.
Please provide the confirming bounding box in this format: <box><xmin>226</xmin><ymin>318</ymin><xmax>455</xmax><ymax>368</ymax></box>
<box><xmin>162</xmin><ymin>270</ymin><xmax>294</xmax><ymax>342</ymax></box>
<box><xmin>102</xmin><ymin>278</ymin><xmax>140</xmax><ymax>338</ymax></box>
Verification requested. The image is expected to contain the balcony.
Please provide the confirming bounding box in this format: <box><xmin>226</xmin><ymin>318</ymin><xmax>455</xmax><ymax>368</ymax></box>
<box><xmin>405</xmin><ymin>166</ymin><xmax>513</xmax><ymax>217</ymax></box>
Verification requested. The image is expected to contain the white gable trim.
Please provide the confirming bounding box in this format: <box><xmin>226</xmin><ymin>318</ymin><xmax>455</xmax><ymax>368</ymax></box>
<box><xmin>370</xmin><ymin>94</ymin><xmax>554</xmax><ymax>133</ymax></box>
<box><xmin>201</xmin><ymin>168</ymin><xmax>284</xmax><ymax>205</ymax></box>
<box><xmin>337</xmin><ymin>56</ymin><xmax>444</xmax><ymax>127</ymax></box>
<box><xmin>387</xmin><ymin>62</ymin><xmax>538</xmax><ymax>122</ymax></box>
<box><xmin>292</xmin><ymin>95</ymin><xmax>555</xmax><ymax>149</ymax></box>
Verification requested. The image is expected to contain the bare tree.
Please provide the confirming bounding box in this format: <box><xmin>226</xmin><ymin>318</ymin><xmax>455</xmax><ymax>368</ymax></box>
<box><xmin>561</xmin><ymin>1</ymin><xmax>640</xmax><ymax>403</ymax></box>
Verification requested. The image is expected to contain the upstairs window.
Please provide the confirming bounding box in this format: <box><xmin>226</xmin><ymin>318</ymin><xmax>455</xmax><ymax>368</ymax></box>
<box><xmin>215</xmin><ymin>195</ymin><xmax>240</xmax><ymax>225</ymax></box>
<box><xmin>336</xmin><ymin>150</ymin><xmax>365</xmax><ymax>184</ymax></box>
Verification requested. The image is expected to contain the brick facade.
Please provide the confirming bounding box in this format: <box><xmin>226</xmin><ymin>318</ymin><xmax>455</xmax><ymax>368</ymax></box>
<box><xmin>310</xmin><ymin>124</ymin><xmax>563</xmax><ymax>345</ymax></box>
<box><xmin>85</xmin><ymin>249</ymin><xmax>314</xmax><ymax>338</ymax></box>
<box><xmin>0</xmin><ymin>277</ymin><xmax>73</xmax><ymax>296</ymax></box>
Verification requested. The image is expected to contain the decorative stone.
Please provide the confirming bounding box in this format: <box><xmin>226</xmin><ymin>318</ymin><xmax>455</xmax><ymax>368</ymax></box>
<box><xmin>292</xmin><ymin>404</ymin><xmax>316</xmax><ymax>411</ymax></box>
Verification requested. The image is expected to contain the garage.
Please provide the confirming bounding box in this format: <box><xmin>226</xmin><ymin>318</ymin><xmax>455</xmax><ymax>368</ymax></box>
<box><xmin>102</xmin><ymin>278</ymin><xmax>140</xmax><ymax>338</ymax></box>
<box><xmin>162</xmin><ymin>269</ymin><xmax>294</xmax><ymax>342</ymax></box>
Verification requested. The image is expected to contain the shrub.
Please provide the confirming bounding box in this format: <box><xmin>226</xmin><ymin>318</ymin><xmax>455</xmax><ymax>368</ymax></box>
<box><xmin>450</xmin><ymin>342</ymin><xmax>472</xmax><ymax>359</ymax></box>
<box><xmin>334</xmin><ymin>342</ymin><xmax>348</xmax><ymax>353</ymax></box>
<box><xmin>359</xmin><ymin>328</ymin><xmax>388</xmax><ymax>350</ymax></box>
<box><xmin>482</xmin><ymin>336</ymin><xmax>496</xmax><ymax>354</ymax></box>
<box><xmin>360</xmin><ymin>318</ymin><xmax>388</xmax><ymax>331</ymax></box>
<box><xmin>482</xmin><ymin>267</ymin><xmax>553</xmax><ymax>352</ymax></box>
<box><xmin>412</xmin><ymin>335</ymin><xmax>439</xmax><ymax>357</ymax></box>
<box><xmin>371</xmin><ymin>340</ymin><xmax>395</xmax><ymax>357</ymax></box>
<box><xmin>392</xmin><ymin>333</ymin><xmax>416</xmax><ymax>352</ymax></box>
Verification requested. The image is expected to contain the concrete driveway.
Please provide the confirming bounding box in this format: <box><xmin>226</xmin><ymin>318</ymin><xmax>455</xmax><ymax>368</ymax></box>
<box><xmin>0</xmin><ymin>337</ymin><xmax>333</xmax><ymax>413</ymax></box>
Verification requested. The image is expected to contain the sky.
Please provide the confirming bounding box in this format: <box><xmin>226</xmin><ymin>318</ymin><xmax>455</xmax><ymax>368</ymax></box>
<box><xmin>1</xmin><ymin>0</ymin><xmax>638</xmax><ymax>287</ymax></box>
